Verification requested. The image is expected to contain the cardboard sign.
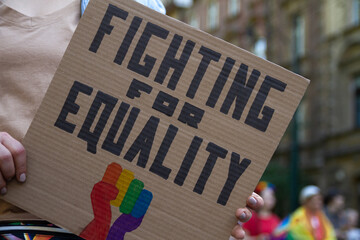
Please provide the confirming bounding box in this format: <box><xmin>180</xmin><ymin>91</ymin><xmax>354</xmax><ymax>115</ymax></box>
<box><xmin>3</xmin><ymin>0</ymin><xmax>309</xmax><ymax>239</ymax></box>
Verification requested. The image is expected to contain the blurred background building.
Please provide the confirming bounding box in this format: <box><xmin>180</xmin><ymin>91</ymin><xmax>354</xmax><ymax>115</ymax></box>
<box><xmin>161</xmin><ymin>0</ymin><xmax>360</xmax><ymax>216</ymax></box>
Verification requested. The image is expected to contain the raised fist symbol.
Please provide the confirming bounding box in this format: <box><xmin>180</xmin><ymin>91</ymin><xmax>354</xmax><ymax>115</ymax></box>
<box><xmin>80</xmin><ymin>163</ymin><xmax>153</xmax><ymax>240</ymax></box>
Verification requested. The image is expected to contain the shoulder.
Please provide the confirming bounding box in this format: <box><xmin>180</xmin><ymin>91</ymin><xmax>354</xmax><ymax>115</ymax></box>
<box><xmin>270</xmin><ymin>213</ymin><xmax>281</xmax><ymax>223</ymax></box>
<box><xmin>290</xmin><ymin>207</ymin><xmax>306</xmax><ymax>224</ymax></box>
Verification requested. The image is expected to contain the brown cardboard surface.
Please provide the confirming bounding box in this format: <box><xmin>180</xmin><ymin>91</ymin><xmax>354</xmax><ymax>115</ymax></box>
<box><xmin>2</xmin><ymin>0</ymin><xmax>309</xmax><ymax>239</ymax></box>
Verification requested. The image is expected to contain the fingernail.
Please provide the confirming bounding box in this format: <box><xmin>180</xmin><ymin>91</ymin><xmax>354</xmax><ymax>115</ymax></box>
<box><xmin>249</xmin><ymin>196</ymin><xmax>257</xmax><ymax>205</ymax></box>
<box><xmin>19</xmin><ymin>173</ymin><xmax>26</xmax><ymax>183</ymax></box>
<box><xmin>1</xmin><ymin>187</ymin><xmax>7</xmax><ymax>195</ymax></box>
<box><xmin>239</xmin><ymin>212</ymin><xmax>246</xmax><ymax>221</ymax></box>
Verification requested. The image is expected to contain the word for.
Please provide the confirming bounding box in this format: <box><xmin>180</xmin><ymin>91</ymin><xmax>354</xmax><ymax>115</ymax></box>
<box><xmin>127</xmin><ymin>79</ymin><xmax>205</xmax><ymax>129</ymax></box>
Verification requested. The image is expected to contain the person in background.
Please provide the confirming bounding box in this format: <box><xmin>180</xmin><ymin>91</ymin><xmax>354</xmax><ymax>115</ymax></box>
<box><xmin>343</xmin><ymin>208</ymin><xmax>360</xmax><ymax>240</ymax></box>
<box><xmin>242</xmin><ymin>181</ymin><xmax>280</xmax><ymax>240</ymax></box>
<box><xmin>276</xmin><ymin>185</ymin><xmax>336</xmax><ymax>240</ymax></box>
<box><xmin>0</xmin><ymin>0</ymin><xmax>263</xmax><ymax>239</ymax></box>
<box><xmin>323</xmin><ymin>189</ymin><xmax>347</xmax><ymax>239</ymax></box>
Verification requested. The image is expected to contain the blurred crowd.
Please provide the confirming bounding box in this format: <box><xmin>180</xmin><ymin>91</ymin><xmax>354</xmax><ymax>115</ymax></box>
<box><xmin>242</xmin><ymin>182</ymin><xmax>360</xmax><ymax>240</ymax></box>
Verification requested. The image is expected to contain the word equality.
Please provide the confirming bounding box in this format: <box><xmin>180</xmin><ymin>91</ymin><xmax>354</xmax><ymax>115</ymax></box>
<box><xmin>55</xmin><ymin>81</ymin><xmax>250</xmax><ymax>206</ymax></box>
<box><xmin>90</xmin><ymin>4</ymin><xmax>287</xmax><ymax>132</ymax></box>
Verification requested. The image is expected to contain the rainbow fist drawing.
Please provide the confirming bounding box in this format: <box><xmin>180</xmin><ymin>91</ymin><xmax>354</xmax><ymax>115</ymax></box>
<box><xmin>80</xmin><ymin>163</ymin><xmax>153</xmax><ymax>240</ymax></box>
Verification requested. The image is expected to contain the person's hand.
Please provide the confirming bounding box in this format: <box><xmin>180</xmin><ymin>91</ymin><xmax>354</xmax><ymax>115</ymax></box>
<box><xmin>230</xmin><ymin>192</ymin><xmax>264</xmax><ymax>240</ymax></box>
<box><xmin>0</xmin><ymin>132</ymin><xmax>27</xmax><ymax>195</ymax></box>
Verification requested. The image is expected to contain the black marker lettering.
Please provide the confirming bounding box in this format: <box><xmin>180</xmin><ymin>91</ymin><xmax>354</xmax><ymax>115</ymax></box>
<box><xmin>124</xmin><ymin>116</ymin><xmax>160</xmax><ymax>168</ymax></box>
<box><xmin>194</xmin><ymin>142</ymin><xmax>228</xmax><ymax>194</ymax></box>
<box><xmin>245</xmin><ymin>75</ymin><xmax>287</xmax><ymax>132</ymax></box>
<box><xmin>186</xmin><ymin>46</ymin><xmax>221</xmax><ymax>99</ymax></box>
<box><xmin>154</xmin><ymin>34</ymin><xmax>195</xmax><ymax>90</ymax></box>
<box><xmin>89</xmin><ymin>4</ymin><xmax>128</xmax><ymax>53</ymax></box>
<box><xmin>220</xmin><ymin>63</ymin><xmax>260</xmax><ymax>120</ymax></box>
<box><xmin>78</xmin><ymin>91</ymin><xmax>118</xmax><ymax>154</ymax></box>
<box><xmin>128</xmin><ymin>22</ymin><xmax>169</xmax><ymax>77</ymax></box>
<box><xmin>149</xmin><ymin>124</ymin><xmax>178</xmax><ymax>179</ymax></box>
<box><xmin>174</xmin><ymin>136</ymin><xmax>203</xmax><ymax>186</ymax></box>
<box><xmin>217</xmin><ymin>153</ymin><xmax>251</xmax><ymax>206</ymax></box>
<box><xmin>102</xmin><ymin>101</ymin><xmax>138</xmax><ymax>156</ymax></box>
<box><xmin>206</xmin><ymin>57</ymin><xmax>235</xmax><ymax>108</ymax></box>
<box><xmin>178</xmin><ymin>102</ymin><xmax>204</xmax><ymax>129</ymax></box>
<box><xmin>114</xmin><ymin>16</ymin><xmax>142</xmax><ymax>65</ymax></box>
<box><xmin>126</xmin><ymin>79</ymin><xmax>152</xmax><ymax>99</ymax></box>
<box><xmin>152</xmin><ymin>91</ymin><xmax>179</xmax><ymax>116</ymax></box>
<box><xmin>55</xmin><ymin>81</ymin><xmax>93</xmax><ymax>133</ymax></box>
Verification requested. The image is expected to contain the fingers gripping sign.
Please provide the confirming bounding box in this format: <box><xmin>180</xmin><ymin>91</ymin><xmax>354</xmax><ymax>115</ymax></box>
<box><xmin>0</xmin><ymin>132</ymin><xmax>27</xmax><ymax>195</ymax></box>
<box><xmin>80</xmin><ymin>162</ymin><xmax>153</xmax><ymax>240</ymax></box>
<box><xmin>230</xmin><ymin>192</ymin><xmax>265</xmax><ymax>240</ymax></box>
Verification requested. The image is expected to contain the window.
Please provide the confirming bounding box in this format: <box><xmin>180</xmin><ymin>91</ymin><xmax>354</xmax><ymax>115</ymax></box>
<box><xmin>292</xmin><ymin>15</ymin><xmax>305</xmax><ymax>58</ymax></box>
<box><xmin>189</xmin><ymin>13</ymin><xmax>200</xmax><ymax>29</ymax></box>
<box><xmin>174</xmin><ymin>0</ymin><xmax>193</xmax><ymax>8</ymax></box>
<box><xmin>355</xmin><ymin>75</ymin><xmax>360</xmax><ymax>127</ymax></box>
<box><xmin>228</xmin><ymin>0</ymin><xmax>240</xmax><ymax>17</ymax></box>
<box><xmin>207</xmin><ymin>0</ymin><xmax>219</xmax><ymax>30</ymax></box>
<box><xmin>253</xmin><ymin>38</ymin><xmax>267</xmax><ymax>59</ymax></box>
<box><xmin>352</xmin><ymin>0</ymin><xmax>360</xmax><ymax>25</ymax></box>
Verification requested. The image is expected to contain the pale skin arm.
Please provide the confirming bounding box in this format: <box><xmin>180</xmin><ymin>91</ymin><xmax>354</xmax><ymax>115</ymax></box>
<box><xmin>0</xmin><ymin>131</ymin><xmax>264</xmax><ymax>239</ymax></box>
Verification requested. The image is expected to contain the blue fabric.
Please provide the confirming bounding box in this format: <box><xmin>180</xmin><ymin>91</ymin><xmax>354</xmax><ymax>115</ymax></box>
<box><xmin>81</xmin><ymin>0</ymin><xmax>166</xmax><ymax>16</ymax></box>
<box><xmin>135</xmin><ymin>0</ymin><xmax>166</xmax><ymax>14</ymax></box>
<box><xmin>81</xmin><ymin>0</ymin><xmax>90</xmax><ymax>16</ymax></box>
